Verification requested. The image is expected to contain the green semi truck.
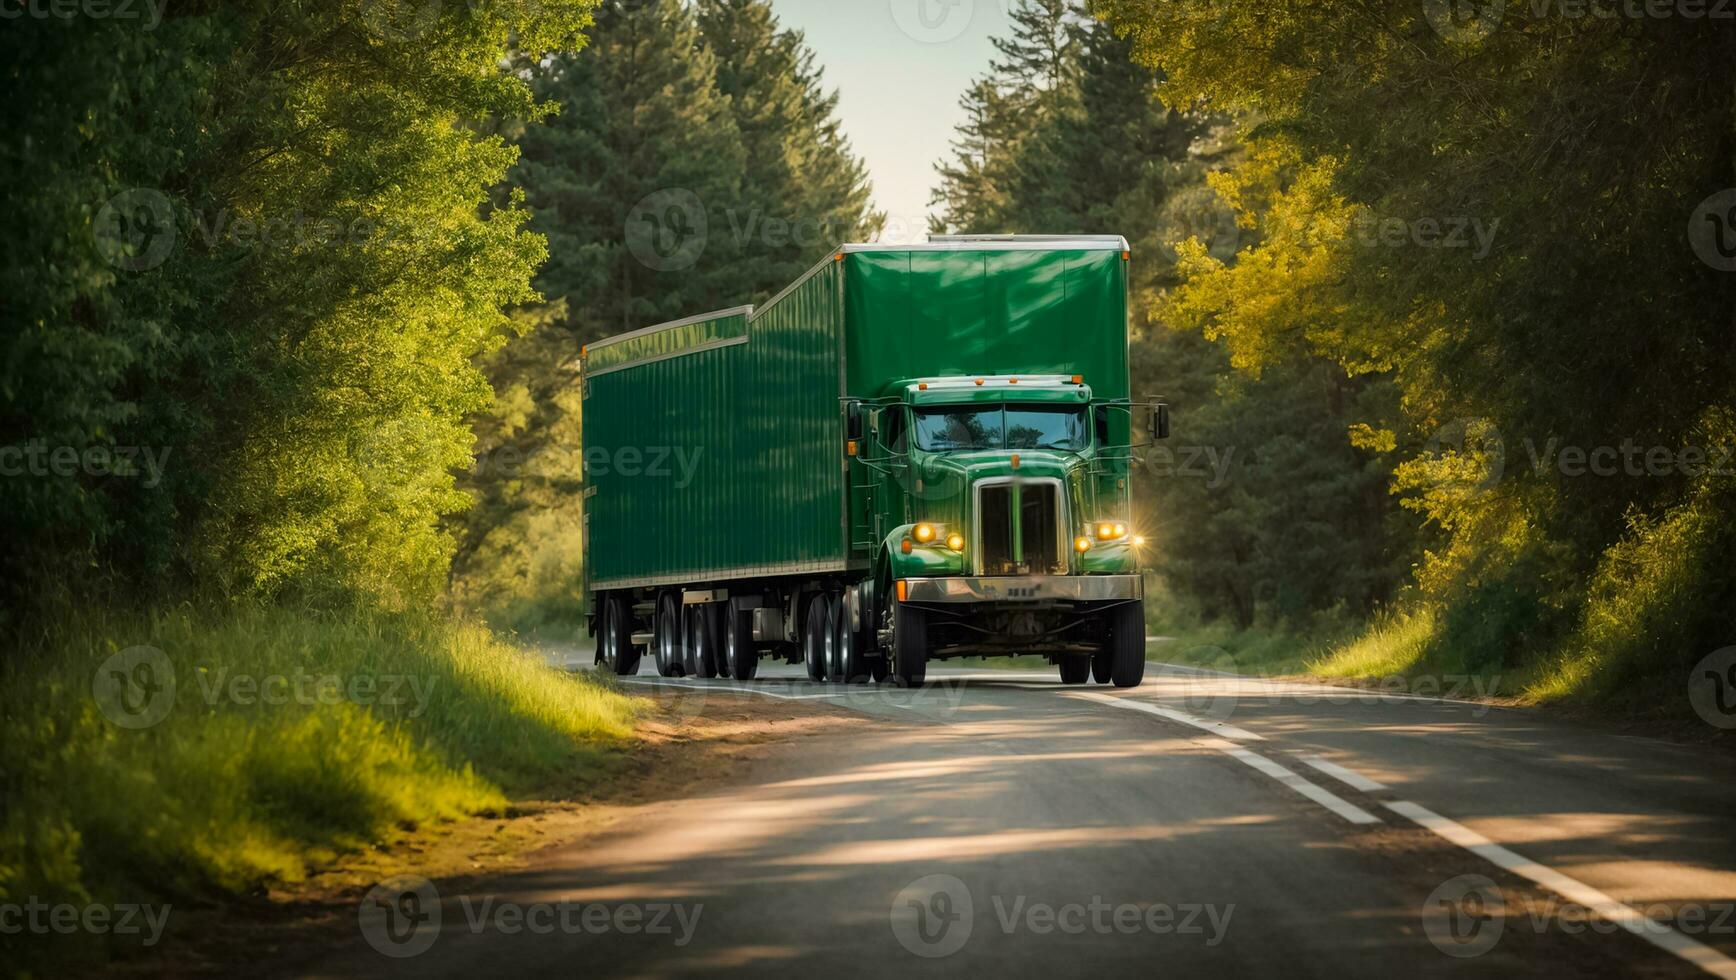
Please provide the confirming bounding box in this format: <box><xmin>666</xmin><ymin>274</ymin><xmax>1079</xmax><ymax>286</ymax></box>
<box><xmin>581</xmin><ymin>235</ymin><xmax>1167</xmax><ymax>688</ymax></box>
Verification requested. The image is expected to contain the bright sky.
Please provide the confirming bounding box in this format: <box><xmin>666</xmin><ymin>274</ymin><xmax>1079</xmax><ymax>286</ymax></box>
<box><xmin>764</xmin><ymin>0</ymin><xmax>1013</xmax><ymax>243</ymax></box>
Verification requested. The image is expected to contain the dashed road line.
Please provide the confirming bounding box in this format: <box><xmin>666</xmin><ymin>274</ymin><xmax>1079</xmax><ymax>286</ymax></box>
<box><xmin>1302</xmin><ymin>757</ymin><xmax>1736</xmax><ymax>978</ymax></box>
<box><xmin>1071</xmin><ymin>691</ymin><xmax>1265</xmax><ymax>742</ymax></box>
<box><xmin>1216</xmin><ymin>744</ymin><xmax>1383</xmax><ymax>825</ymax></box>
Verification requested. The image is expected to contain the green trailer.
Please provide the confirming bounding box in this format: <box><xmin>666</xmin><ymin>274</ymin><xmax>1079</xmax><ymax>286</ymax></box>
<box><xmin>583</xmin><ymin>235</ymin><xmax>1167</xmax><ymax>687</ymax></box>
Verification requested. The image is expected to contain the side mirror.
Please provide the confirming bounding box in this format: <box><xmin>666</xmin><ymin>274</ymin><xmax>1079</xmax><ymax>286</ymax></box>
<box><xmin>1150</xmin><ymin>402</ymin><xmax>1171</xmax><ymax>441</ymax></box>
<box><xmin>867</xmin><ymin>407</ymin><xmax>883</xmax><ymax>435</ymax></box>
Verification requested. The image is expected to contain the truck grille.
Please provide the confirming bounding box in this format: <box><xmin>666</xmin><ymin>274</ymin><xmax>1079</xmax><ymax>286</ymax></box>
<box><xmin>976</xmin><ymin>481</ymin><xmax>1064</xmax><ymax>576</ymax></box>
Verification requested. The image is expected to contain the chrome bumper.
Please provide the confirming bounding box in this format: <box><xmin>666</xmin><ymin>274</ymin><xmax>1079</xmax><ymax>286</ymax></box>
<box><xmin>901</xmin><ymin>575</ymin><xmax>1143</xmax><ymax>604</ymax></box>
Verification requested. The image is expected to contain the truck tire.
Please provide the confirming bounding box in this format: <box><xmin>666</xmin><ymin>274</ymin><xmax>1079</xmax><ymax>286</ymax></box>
<box><xmin>1107</xmin><ymin>600</ymin><xmax>1148</xmax><ymax>689</ymax></box>
<box><xmin>685</xmin><ymin>604</ymin><xmax>719</xmax><ymax>679</ymax></box>
<box><xmin>803</xmin><ymin>594</ymin><xmax>830</xmax><ymax>683</ymax></box>
<box><xmin>600</xmin><ymin>594</ymin><xmax>641</xmax><ymax>676</ymax></box>
<box><xmin>892</xmin><ymin>602</ymin><xmax>928</xmax><ymax>688</ymax></box>
<box><xmin>1091</xmin><ymin>646</ymin><xmax>1113</xmax><ymax>685</ymax></box>
<box><xmin>1059</xmin><ymin>655</ymin><xmax>1091</xmax><ymax>685</ymax></box>
<box><xmin>835</xmin><ymin>588</ymin><xmax>870</xmax><ymax>684</ymax></box>
<box><xmin>655</xmin><ymin>592</ymin><xmax>685</xmax><ymax>678</ymax></box>
<box><xmin>723</xmin><ymin>606</ymin><xmax>758</xmax><ymax>681</ymax></box>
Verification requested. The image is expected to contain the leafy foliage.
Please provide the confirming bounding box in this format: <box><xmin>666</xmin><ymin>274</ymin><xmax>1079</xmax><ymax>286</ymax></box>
<box><xmin>1</xmin><ymin>0</ymin><xmax>596</xmax><ymax>617</ymax></box>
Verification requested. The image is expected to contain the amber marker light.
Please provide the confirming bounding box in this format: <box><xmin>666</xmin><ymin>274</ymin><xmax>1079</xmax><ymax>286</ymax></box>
<box><xmin>1010</xmin><ymin>454</ymin><xmax>1021</xmax><ymax>470</ymax></box>
<box><xmin>1074</xmin><ymin>536</ymin><xmax>1093</xmax><ymax>554</ymax></box>
<box><xmin>1071</xmin><ymin>375</ymin><xmax>1084</xmax><ymax>385</ymax></box>
<box><xmin>975</xmin><ymin>379</ymin><xmax>985</xmax><ymax>386</ymax></box>
<box><xmin>846</xmin><ymin>440</ymin><xmax>859</xmax><ymax>457</ymax></box>
<box><xmin>896</xmin><ymin>580</ymin><xmax>909</xmax><ymax>602</ymax></box>
<box><xmin>901</xmin><ymin>538</ymin><xmax>913</xmax><ymax>555</ymax></box>
<box><xmin>1122</xmin><ymin>250</ymin><xmax>1131</xmax><ymax>261</ymax></box>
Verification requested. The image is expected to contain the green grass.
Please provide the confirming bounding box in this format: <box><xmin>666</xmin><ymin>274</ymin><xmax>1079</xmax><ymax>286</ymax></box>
<box><xmin>0</xmin><ymin>606</ymin><xmax>640</xmax><ymax>973</ymax></box>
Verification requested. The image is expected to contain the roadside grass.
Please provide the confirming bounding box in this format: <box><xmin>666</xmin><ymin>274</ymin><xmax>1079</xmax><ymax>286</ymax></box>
<box><xmin>0</xmin><ymin>605</ymin><xmax>640</xmax><ymax>973</ymax></box>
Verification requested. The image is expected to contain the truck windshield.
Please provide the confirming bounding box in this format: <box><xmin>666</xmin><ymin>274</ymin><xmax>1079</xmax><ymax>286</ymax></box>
<box><xmin>913</xmin><ymin>405</ymin><xmax>1088</xmax><ymax>452</ymax></box>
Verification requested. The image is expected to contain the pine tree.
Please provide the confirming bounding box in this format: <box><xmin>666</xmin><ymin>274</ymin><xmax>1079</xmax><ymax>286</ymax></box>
<box><xmin>514</xmin><ymin>0</ymin><xmax>748</xmax><ymax>342</ymax></box>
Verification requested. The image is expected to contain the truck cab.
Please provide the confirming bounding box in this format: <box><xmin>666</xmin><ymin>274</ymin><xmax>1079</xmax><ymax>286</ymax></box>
<box><xmin>850</xmin><ymin>375</ymin><xmax>1163</xmax><ymax>688</ymax></box>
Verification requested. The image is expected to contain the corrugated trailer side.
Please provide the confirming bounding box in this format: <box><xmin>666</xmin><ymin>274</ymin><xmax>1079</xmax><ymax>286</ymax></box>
<box><xmin>582</xmin><ymin>255</ymin><xmax>850</xmax><ymax>592</ymax></box>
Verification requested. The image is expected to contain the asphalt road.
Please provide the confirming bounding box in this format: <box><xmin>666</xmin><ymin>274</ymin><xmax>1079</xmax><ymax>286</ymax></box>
<box><xmin>304</xmin><ymin>652</ymin><xmax>1736</xmax><ymax>979</ymax></box>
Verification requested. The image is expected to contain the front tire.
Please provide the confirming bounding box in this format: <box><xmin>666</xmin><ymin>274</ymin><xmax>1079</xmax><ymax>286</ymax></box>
<box><xmin>1107</xmin><ymin>600</ymin><xmax>1148</xmax><ymax>689</ymax></box>
<box><xmin>600</xmin><ymin>594</ymin><xmax>641</xmax><ymax>677</ymax></box>
<box><xmin>892</xmin><ymin>601</ymin><xmax>928</xmax><ymax>688</ymax></box>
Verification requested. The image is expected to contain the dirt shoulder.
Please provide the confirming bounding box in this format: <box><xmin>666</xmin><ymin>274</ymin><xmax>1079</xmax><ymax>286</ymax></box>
<box><xmin>111</xmin><ymin>691</ymin><xmax>865</xmax><ymax>978</ymax></box>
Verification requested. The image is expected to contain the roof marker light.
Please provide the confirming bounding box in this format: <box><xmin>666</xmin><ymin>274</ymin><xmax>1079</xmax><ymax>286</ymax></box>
<box><xmin>1072</xmin><ymin>375</ymin><xmax>1084</xmax><ymax>385</ymax></box>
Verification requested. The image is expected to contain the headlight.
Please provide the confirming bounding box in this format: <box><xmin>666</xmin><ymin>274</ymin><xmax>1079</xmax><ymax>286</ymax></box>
<box><xmin>1093</xmin><ymin>522</ymin><xmax>1129</xmax><ymax>542</ymax></box>
<box><xmin>914</xmin><ymin>523</ymin><xmax>938</xmax><ymax>544</ymax></box>
<box><xmin>946</xmin><ymin>532</ymin><xmax>966</xmax><ymax>552</ymax></box>
<box><xmin>1074</xmin><ymin>536</ymin><xmax>1093</xmax><ymax>553</ymax></box>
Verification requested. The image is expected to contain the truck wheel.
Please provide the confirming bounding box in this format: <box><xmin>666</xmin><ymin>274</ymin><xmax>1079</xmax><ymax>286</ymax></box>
<box><xmin>835</xmin><ymin>589</ymin><xmax>870</xmax><ymax>684</ymax></box>
<box><xmin>724</xmin><ymin>606</ymin><xmax>758</xmax><ymax>681</ymax></box>
<box><xmin>892</xmin><ymin>602</ymin><xmax>928</xmax><ymax>688</ymax></box>
<box><xmin>655</xmin><ymin>592</ymin><xmax>685</xmax><ymax>678</ymax></box>
<box><xmin>685</xmin><ymin>604</ymin><xmax>718</xmax><ymax>679</ymax></box>
<box><xmin>1107</xmin><ymin>600</ymin><xmax>1148</xmax><ymax>689</ymax></box>
<box><xmin>1059</xmin><ymin>655</ymin><xmax>1090</xmax><ymax>685</ymax></box>
<box><xmin>600</xmin><ymin>594</ymin><xmax>641</xmax><ymax>676</ymax></box>
<box><xmin>1091</xmin><ymin>646</ymin><xmax>1113</xmax><ymax>685</ymax></box>
<box><xmin>803</xmin><ymin>594</ymin><xmax>830</xmax><ymax>683</ymax></box>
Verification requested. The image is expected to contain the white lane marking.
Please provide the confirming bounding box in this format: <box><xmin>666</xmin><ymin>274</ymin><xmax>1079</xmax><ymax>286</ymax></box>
<box><xmin>1298</xmin><ymin>754</ymin><xmax>1390</xmax><ymax>793</ymax></box>
<box><xmin>1218</xmin><ymin>747</ymin><xmax>1382</xmax><ymax>825</ymax></box>
<box><xmin>1072</xmin><ymin>691</ymin><xmax>1265</xmax><ymax>742</ymax></box>
<box><xmin>615</xmin><ymin>679</ymin><xmax>844</xmax><ymax>701</ymax></box>
<box><xmin>1385</xmin><ymin>800</ymin><xmax>1736</xmax><ymax>979</ymax></box>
